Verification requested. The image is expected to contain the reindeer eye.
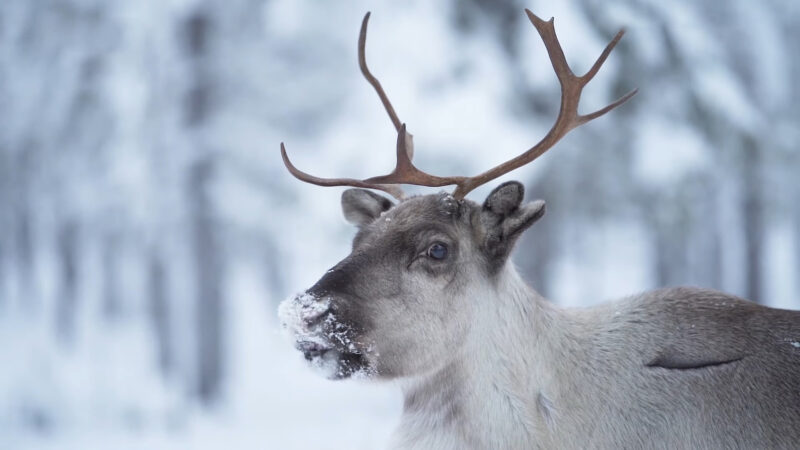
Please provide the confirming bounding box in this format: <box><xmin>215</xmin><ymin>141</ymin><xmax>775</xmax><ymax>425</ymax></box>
<box><xmin>426</xmin><ymin>242</ymin><xmax>448</xmax><ymax>260</ymax></box>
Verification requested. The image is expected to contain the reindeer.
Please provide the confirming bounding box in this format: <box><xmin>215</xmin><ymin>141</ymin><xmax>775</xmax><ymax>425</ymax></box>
<box><xmin>278</xmin><ymin>10</ymin><xmax>800</xmax><ymax>449</ymax></box>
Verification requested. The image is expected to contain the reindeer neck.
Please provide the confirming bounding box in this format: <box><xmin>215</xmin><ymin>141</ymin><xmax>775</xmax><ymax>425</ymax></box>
<box><xmin>393</xmin><ymin>263</ymin><xmax>575</xmax><ymax>449</ymax></box>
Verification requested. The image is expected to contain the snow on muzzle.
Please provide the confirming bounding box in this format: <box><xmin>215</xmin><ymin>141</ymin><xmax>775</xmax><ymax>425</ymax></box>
<box><xmin>277</xmin><ymin>291</ymin><xmax>375</xmax><ymax>379</ymax></box>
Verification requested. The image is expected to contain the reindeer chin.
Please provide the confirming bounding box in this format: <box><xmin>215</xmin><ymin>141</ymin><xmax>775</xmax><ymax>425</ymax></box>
<box><xmin>278</xmin><ymin>292</ymin><xmax>375</xmax><ymax>380</ymax></box>
<box><xmin>293</xmin><ymin>336</ymin><xmax>375</xmax><ymax>380</ymax></box>
<box><xmin>298</xmin><ymin>344</ymin><xmax>372</xmax><ymax>380</ymax></box>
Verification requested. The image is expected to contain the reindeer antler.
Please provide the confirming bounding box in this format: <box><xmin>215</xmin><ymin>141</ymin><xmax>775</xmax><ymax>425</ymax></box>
<box><xmin>280</xmin><ymin>10</ymin><xmax>637</xmax><ymax>200</ymax></box>
<box><xmin>451</xmin><ymin>10</ymin><xmax>637</xmax><ymax>198</ymax></box>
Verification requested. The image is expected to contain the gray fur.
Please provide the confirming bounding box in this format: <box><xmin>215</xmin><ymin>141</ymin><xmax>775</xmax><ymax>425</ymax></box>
<box><xmin>481</xmin><ymin>182</ymin><xmax>545</xmax><ymax>263</ymax></box>
<box><xmin>279</xmin><ymin>183</ymin><xmax>800</xmax><ymax>449</ymax></box>
<box><xmin>341</xmin><ymin>188</ymin><xmax>394</xmax><ymax>227</ymax></box>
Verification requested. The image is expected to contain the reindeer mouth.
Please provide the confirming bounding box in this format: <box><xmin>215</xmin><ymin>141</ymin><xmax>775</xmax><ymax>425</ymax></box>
<box><xmin>278</xmin><ymin>293</ymin><xmax>375</xmax><ymax>380</ymax></box>
<box><xmin>294</xmin><ymin>340</ymin><xmax>370</xmax><ymax>379</ymax></box>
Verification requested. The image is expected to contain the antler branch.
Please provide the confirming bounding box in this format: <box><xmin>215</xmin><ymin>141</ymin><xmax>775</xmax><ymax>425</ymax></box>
<box><xmin>280</xmin><ymin>142</ymin><xmax>405</xmax><ymax>199</ymax></box>
<box><xmin>359</xmin><ymin>12</ymin><xmax>401</xmax><ymax>133</ymax></box>
<box><xmin>280</xmin><ymin>13</ymin><xmax>452</xmax><ymax>200</ymax></box>
<box><xmin>280</xmin><ymin>10</ymin><xmax>636</xmax><ymax>201</ymax></box>
<box><xmin>359</xmin><ymin>12</ymin><xmax>415</xmax><ymax>161</ymax></box>
<box><xmin>451</xmin><ymin>10</ymin><xmax>637</xmax><ymax>198</ymax></box>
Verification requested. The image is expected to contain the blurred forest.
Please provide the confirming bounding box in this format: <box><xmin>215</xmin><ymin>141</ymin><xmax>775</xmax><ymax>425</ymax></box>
<box><xmin>0</xmin><ymin>0</ymin><xmax>798</xmax><ymax>448</ymax></box>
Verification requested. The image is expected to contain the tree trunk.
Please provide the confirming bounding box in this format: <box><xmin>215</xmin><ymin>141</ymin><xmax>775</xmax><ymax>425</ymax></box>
<box><xmin>264</xmin><ymin>239</ymin><xmax>284</xmax><ymax>305</ymax></box>
<box><xmin>15</xmin><ymin>203</ymin><xmax>35</xmax><ymax>309</ymax></box>
<box><xmin>148</xmin><ymin>250</ymin><xmax>173</xmax><ymax>376</ymax></box>
<box><xmin>0</xmin><ymin>237</ymin><xmax>5</xmax><ymax>307</ymax></box>
<box><xmin>55</xmin><ymin>220</ymin><xmax>80</xmax><ymax>343</ymax></box>
<box><xmin>189</xmin><ymin>158</ymin><xmax>224</xmax><ymax>404</ymax></box>
<box><xmin>645</xmin><ymin>191</ymin><xmax>688</xmax><ymax>289</ymax></box>
<box><xmin>741</xmin><ymin>137</ymin><xmax>764</xmax><ymax>303</ymax></box>
<box><xmin>183</xmin><ymin>8</ymin><xmax>224</xmax><ymax>404</ymax></box>
<box><xmin>517</xmin><ymin>177</ymin><xmax>556</xmax><ymax>297</ymax></box>
<box><xmin>686</xmin><ymin>176</ymin><xmax>723</xmax><ymax>290</ymax></box>
<box><xmin>520</xmin><ymin>212</ymin><xmax>554</xmax><ymax>297</ymax></box>
<box><xmin>101</xmin><ymin>232</ymin><xmax>122</xmax><ymax>320</ymax></box>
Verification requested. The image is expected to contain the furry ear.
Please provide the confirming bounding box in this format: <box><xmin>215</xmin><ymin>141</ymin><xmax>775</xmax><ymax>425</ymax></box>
<box><xmin>341</xmin><ymin>189</ymin><xmax>394</xmax><ymax>227</ymax></box>
<box><xmin>484</xmin><ymin>181</ymin><xmax>526</xmax><ymax>216</ymax></box>
<box><xmin>481</xmin><ymin>181</ymin><xmax>545</xmax><ymax>262</ymax></box>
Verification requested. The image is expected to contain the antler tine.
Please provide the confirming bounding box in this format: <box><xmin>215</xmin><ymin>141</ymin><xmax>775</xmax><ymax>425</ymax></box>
<box><xmin>280</xmin><ymin>13</ymin><xmax>465</xmax><ymax>199</ymax></box>
<box><xmin>451</xmin><ymin>10</ymin><xmax>636</xmax><ymax>199</ymax></box>
<box><xmin>281</xmin><ymin>125</ymin><xmax>464</xmax><ymax>199</ymax></box>
<box><xmin>281</xmin><ymin>143</ymin><xmax>405</xmax><ymax>199</ymax></box>
<box><xmin>364</xmin><ymin>124</ymin><xmax>465</xmax><ymax>187</ymax></box>
<box><xmin>359</xmin><ymin>12</ymin><xmax>401</xmax><ymax>132</ymax></box>
<box><xmin>359</xmin><ymin>12</ymin><xmax>415</xmax><ymax>161</ymax></box>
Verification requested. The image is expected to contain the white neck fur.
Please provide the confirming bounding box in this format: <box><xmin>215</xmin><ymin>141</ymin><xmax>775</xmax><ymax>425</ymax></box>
<box><xmin>390</xmin><ymin>264</ymin><xmax>573</xmax><ymax>450</ymax></box>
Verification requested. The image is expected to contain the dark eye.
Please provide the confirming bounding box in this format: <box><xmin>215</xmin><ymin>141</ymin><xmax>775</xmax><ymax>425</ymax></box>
<box><xmin>426</xmin><ymin>242</ymin><xmax>448</xmax><ymax>260</ymax></box>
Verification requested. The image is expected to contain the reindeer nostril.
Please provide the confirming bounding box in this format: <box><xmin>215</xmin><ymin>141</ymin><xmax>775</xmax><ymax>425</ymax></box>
<box><xmin>303</xmin><ymin>307</ymin><xmax>331</xmax><ymax>327</ymax></box>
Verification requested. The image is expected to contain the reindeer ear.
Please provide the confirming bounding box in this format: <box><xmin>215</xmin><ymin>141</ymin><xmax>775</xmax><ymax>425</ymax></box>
<box><xmin>481</xmin><ymin>181</ymin><xmax>545</xmax><ymax>261</ymax></box>
<box><xmin>341</xmin><ymin>189</ymin><xmax>394</xmax><ymax>227</ymax></box>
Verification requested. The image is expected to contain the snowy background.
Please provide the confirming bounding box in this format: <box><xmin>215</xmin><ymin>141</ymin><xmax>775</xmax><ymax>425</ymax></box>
<box><xmin>1</xmin><ymin>0</ymin><xmax>799</xmax><ymax>448</ymax></box>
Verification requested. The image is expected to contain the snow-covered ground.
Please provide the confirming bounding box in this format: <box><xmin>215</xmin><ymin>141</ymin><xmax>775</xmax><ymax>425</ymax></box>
<box><xmin>2</xmin><ymin>262</ymin><xmax>401</xmax><ymax>450</ymax></box>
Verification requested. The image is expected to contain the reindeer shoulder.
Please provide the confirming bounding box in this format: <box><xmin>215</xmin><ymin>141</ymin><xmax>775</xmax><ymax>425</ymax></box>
<box><xmin>587</xmin><ymin>287</ymin><xmax>800</xmax><ymax>371</ymax></box>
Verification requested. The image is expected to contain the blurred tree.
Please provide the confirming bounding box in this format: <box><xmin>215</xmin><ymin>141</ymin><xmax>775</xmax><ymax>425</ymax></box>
<box><xmin>182</xmin><ymin>7</ymin><xmax>226</xmax><ymax>405</ymax></box>
<box><xmin>741</xmin><ymin>137</ymin><xmax>765</xmax><ymax>302</ymax></box>
<box><xmin>149</xmin><ymin>249</ymin><xmax>174</xmax><ymax>376</ymax></box>
<box><xmin>55</xmin><ymin>219</ymin><xmax>79</xmax><ymax>342</ymax></box>
<box><xmin>101</xmin><ymin>229</ymin><xmax>123</xmax><ymax>320</ymax></box>
<box><xmin>13</xmin><ymin>149</ymin><xmax>36</xmax><ymax>310</ymax></box>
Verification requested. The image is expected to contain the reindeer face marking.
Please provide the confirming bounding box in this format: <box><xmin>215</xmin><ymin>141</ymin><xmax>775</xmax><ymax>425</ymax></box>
<box><xmin>279</xmin><ymin>183</ymin><xmax>545</xmax><ymax>380</ymax></box>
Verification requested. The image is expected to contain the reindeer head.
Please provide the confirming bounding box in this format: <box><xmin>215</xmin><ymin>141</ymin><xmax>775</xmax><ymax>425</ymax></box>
<box><xmin>279</xmin><ymin>183</ymin><xmax>544</xmax><ymax>378</ymax></box>
<box><xmin>278</xmin><ymin>10</ymin><xmax>635</xmax><ymax>379</ymax></box>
